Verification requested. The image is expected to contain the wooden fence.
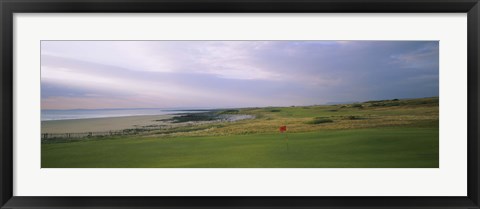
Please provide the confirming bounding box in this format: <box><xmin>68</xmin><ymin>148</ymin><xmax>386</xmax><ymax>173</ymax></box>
<box><xmin>41</xmin><ymin>126</ymin><xmax>162</xmax><ymax>140</ymax></box>
<box><xmin>41</xmin><ymin>115</ymin><xmax>255</xmax><ymax>141</ymax></box>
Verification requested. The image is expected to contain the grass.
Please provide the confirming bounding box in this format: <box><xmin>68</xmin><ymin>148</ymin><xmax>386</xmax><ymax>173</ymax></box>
<box><xmin>42</xmin><ymin>127</ymin><xmax>438</xmax><ymax>168</ymax></box>
<box><xmin>42</xmin><ymin>97</ymin><xmax>439</xmax><ymax>168</ymax></box>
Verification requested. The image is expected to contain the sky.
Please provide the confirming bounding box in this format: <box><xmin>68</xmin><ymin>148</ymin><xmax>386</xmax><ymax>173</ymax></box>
<box><xmin>41</xmin><ymin>41</ymin><xmax>439</xmax><ymax>110</ymax></box>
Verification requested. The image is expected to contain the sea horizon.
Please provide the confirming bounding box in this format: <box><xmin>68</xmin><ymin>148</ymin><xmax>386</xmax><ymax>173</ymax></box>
<box><xmin>41</xmin><ymin>108</ymin><xmax>213</xmax><ymax>121</ymax></box>
<box><xmin>41</xmin><ymin>96</ymin><xmax>439</xmax><ymax>121</ymax></box>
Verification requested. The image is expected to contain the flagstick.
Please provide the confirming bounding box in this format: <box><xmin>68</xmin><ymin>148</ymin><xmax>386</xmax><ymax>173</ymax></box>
<box><xmin>285</xmin><ymin>131</ymin><xmax>289</xmax><ymax>151</ymax></box>
<box><xmin>284</xmin><ymin>122</ymin><xmax>288</xmax><ymax>152</ymax></box>
<box><xmin>285</xmin><ymin>131</ymin><xmax>289</xmax><ymax>152</ymax></box>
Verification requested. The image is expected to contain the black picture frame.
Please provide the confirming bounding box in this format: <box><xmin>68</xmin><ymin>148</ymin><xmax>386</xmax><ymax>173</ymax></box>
<box><xmin>1</xmin><ymin>0</ymin><xmax>479</xmax><ymax>208</ymax></box>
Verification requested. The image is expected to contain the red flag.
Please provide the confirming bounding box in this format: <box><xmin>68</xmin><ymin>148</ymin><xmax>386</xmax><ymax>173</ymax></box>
<box><xmin>279</xmin><ymin>125</ymin><xmax>287</xmax><ymax>133</ymax></box>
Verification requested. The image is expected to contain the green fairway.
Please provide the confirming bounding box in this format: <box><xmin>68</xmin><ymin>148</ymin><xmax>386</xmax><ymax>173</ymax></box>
<box><xmin>42</xmin><ymin>127</ymin><xmax>438</xmax><ymax>168</ymax></box>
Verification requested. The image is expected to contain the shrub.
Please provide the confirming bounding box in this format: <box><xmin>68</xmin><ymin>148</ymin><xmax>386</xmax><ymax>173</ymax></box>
<box><xmin>269</xmin><ymin>109</ymin><xmax>281</xmax><ymax>112</ymax></box>
<box><xmin>370</xmin><ymin>103</ymin><xmax>385</xmax><ymax>107</ymax></box>
<box><xmin>306</xmin><ymin>117</ymin><xmax>334</xmax><ymax>124</ymax></box>
<box><xmin>384</xmin><ymin>102</ymin><xmax>400</xmax><ymax>106</ymax></box>
<box><xmin>220</xmin><ymin>109</ymin><xmax>239</xmax><ymax>114</ymax></box>
<box><xmin>352</xmin><ymin>104</ymin><xmax>363</xmax><ymax>108</ymax></box>
<box><xmin>169</xmin><ymin>113</ymin><xmax>218</xmax><ymax>123</ymax></box>
<box><xmin>365</xmin><ymin>100</ymin><xmax>384</xmax><ymax>103</ymax></box>
<box><xmin>345</xmin><ymin>115</ymin><xmax>362</xmax><ymax>120</ymax></box>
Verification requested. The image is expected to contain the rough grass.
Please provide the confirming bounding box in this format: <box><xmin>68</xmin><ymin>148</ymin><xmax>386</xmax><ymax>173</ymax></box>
<box><xmin>140</xmin><ymin>97</ymin><xmax>439</xmax><ymax>137</ymax></box>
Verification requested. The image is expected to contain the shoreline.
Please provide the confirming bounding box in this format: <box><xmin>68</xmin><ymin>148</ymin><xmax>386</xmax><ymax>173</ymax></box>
<box><xmin>41</xmin><ymin>111</ymin><xmax>255</xmax><ymax>134</ymax></box>
<box><xmin>41</xmin><ymin>109</ymin><xmax>211</xmax><ymax>122</ymax></box>
<box><xmin>41</xmin><ymin>113</ymin><xmax>182</xmax><ymax>122</ymax></box>
<box><xmin>41</xmin><ymin>114</ymin><xmax>177</xmax><ymax>134</ymax></box>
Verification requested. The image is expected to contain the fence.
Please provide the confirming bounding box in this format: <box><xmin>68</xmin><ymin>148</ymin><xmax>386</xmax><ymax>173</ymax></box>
<box><xmin>41</xmin><ymin>115</ymin><xmax>255</xmax><ymax>141</ymax></box>
<box><xmin>41</xmin><ymin>126</ymin><xmax>162</xmax><ymax>140</ymax></box>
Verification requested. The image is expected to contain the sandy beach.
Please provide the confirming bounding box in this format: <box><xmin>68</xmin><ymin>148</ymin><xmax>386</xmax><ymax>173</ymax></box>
<box><xmin>41</xmin><ymin>112</ymin><xmax>255</xmax><ymax>134</ymax></box>
<box><xmin>41</xmin><ymin>114</ymin><xmax>174</xmax><ymax>133</ymax></box>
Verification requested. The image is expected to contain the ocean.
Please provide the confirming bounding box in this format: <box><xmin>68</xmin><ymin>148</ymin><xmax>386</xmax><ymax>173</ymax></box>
<box><xmin>41</xmin><ymin>108</ymin><xmax>208</xmax><ymax>121</ymax></box>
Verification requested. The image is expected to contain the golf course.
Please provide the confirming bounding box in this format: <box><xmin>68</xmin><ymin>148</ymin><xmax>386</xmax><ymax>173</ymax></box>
<box><xmin>41</xmin><ymin>97</ymin><xmax>439</xmax><ymax>168</ymax></box>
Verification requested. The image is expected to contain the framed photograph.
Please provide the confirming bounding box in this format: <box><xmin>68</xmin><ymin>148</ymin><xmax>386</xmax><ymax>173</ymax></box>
<box><xmin>1</xmin><ymin>0</ymin><xmax>479</xmax><ymax>208</ymax></box>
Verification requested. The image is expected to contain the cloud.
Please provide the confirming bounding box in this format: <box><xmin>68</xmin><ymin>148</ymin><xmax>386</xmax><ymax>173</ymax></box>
<box><xmin>41</xmin><ymin>41</ymin><xmax>439</xmax><ymax>109</ymax></box>
<box><xmin>389</xmin><ymin>42</ymin><xmax>439</xmax><ymax>69</ymax></box>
